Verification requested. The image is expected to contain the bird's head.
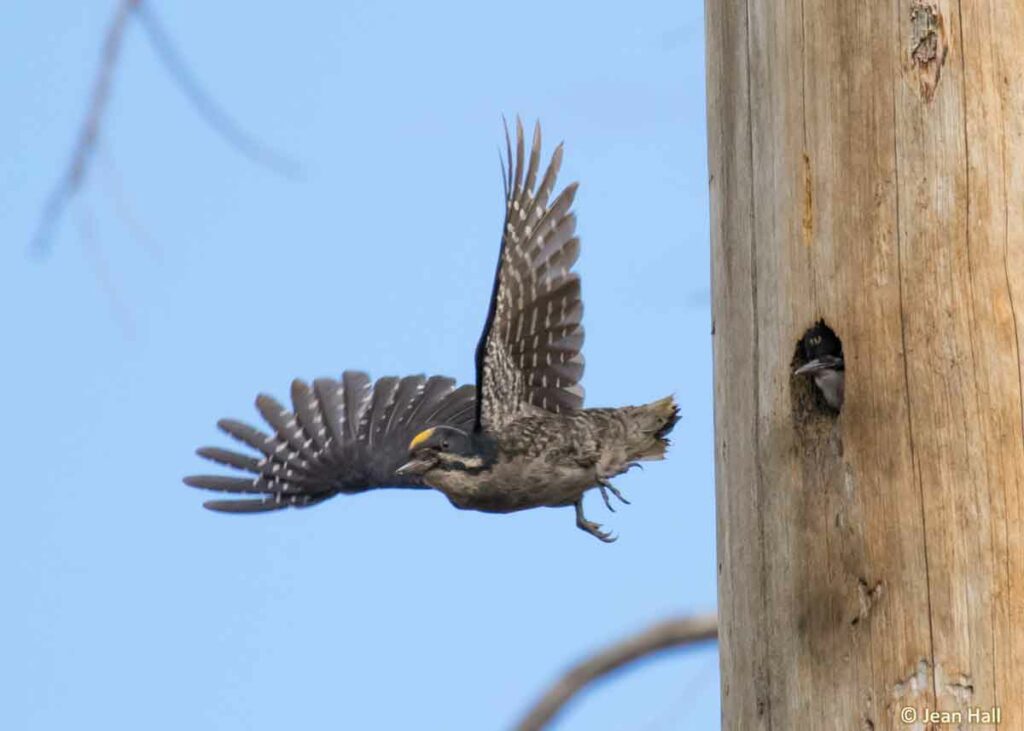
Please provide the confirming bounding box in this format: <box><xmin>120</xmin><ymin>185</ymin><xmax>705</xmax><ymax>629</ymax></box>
<box><xmin>395</xmin><ymin>426</ymin><xmax>483</xmax><ymax>477</ymax></box>
<box><xmin>793</xmin><ymin>322</ymin><xmax>845</xmax><ymax>410</ymax></box>
<box><xmin>794</xmin><ymin>323</ymin><xmax>844</xmax><ymax>376</ymax></box>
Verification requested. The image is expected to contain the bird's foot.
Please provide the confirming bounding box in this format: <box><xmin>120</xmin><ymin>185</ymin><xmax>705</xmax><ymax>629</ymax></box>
<box><xmin>597</xmin><ymin>477</ymin><xmax>631</xmax><ymax>511</ymax></box>
<box><xmin>575</xmin><ymin>500</ymin><xmax>617</xmax><ymax>543</ymax></box>
<box><xmin>625</xmin><ymin>461</ymin><xmax>644</xmax><ymax>473</ymax></box>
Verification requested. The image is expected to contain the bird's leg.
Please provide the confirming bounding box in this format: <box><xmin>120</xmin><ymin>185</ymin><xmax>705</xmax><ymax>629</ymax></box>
<box><xmin>597</xmin><ymin>476</ymin><xmax>631</xmax><ymax>509</ymax></box>
<box><xmin>575</xmin><ymin>499</ymin><xmax>616</xmax><ymax>543</ymax></box>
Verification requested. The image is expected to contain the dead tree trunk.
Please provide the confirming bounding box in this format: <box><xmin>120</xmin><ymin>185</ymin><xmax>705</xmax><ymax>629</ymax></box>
<box><xmin>706</xmin><ymin>1</ymin><xmax>1024</xmax><ymax>728</ymax></box>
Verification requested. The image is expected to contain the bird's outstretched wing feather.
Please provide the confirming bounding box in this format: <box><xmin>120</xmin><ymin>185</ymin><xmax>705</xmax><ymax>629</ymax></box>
<box><xmin>185</xmin><ymin>371</ymin><xmax>476</xmax><ymax>512</ymax></box>
<box><xmin>475</xmin><ymin>118</ymin><xmax>585</xmax><ymax>431</ymax></box>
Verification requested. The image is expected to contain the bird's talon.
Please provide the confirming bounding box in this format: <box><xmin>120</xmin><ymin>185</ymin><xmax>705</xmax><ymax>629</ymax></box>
<box><xmin>597</xmin><ymin>477</ymin><xmax>630</xmax><ymax>506</ymax></box>
<box><xmin>575</xmin><ymin>500</ymin><xmax>617</xmax><ymax>543</ymax></box>
<box><xmin>584</xmin><ymin>521</ymin><xmax>615</xmax><ymax>542</ymax></box>
<box><xmin>598</xmin><ymin>484</ymin><xmax>616</xmax><ymax>512</ymax></box>
<box><xmin>606</xmin><ymin>482</ymin><xmax>631</xmax><ymax>505</ymax></box>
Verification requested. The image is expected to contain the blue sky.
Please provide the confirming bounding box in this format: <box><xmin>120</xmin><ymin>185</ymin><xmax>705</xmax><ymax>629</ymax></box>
<box><xmin>1</xmin><ymin>3</ymin><xmax>715</xmax><ymax>729</ymax></box>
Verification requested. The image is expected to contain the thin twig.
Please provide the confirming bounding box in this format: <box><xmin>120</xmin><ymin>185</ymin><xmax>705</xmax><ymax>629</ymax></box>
<box><xmin>32</xmin><ymin>2</ymin><xmax>302</xmax><ymax>256</ymax></box>
<box><xmin>135</xmin><ymin>3</ymin><xmax>303</xmax><ymax>179</ymax></box>
<box><xmin>75</xmin><ymin>203</ymin><xmax>135</xmax><ymax>338</ymax></box>
<box><xmin>633</xmin><ymin>650</ymin><xmax>719</xmax><ymax>731</ymax></box>
<box><xmin>31</xmin><ymin>0</ymin><xmax>140</xmax><ymax>255</ymax></box>
<box><xmin>97</xmin><ymin>139</ymin><xmax>162</xmax><ymax>258</ymax></box>
<box><xmin>513</xmin><ymin>614</ymin><xmax>718</xmax><ymax>731</ymax></box>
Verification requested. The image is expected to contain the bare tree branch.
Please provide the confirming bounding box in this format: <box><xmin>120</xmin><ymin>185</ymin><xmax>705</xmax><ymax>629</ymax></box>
<box><xmin>31</xmin><ymin>0</ymin><xmax>139</xmax><ymax>255</ymax></box>
<box><xmin>513</xmin><ymin>614</ymin><xmax>718</xmax><ymax>731</ymax></box>
<box><xmin>31</xmin><ymin>2</ymin><xmax>301</xmax><ymax>256</ymax></box>
<box><xmin>135</xmin><ymin>3</ymin><xmax>303</xmax><ymax>179</ymax></box>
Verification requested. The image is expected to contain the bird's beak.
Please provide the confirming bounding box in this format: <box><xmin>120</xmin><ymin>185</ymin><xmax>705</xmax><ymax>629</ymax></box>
<box><xmin>794</xmin><ymin>358</ymin><xmax>828</xmax><ymax>376</ymax></box>
<box><xmin>395</xmin><ymin>456</ymin><xmax>434</xmax><ymax>476</ymax></box>
<box><xmin>794</xmin><ymin>356</ymin><xmax>841</xmax><ymax>376</ymax></box>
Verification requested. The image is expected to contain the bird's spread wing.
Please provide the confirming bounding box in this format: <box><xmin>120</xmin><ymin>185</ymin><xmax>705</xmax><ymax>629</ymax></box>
<box><xmin>474</xmin><ymin>118</ymin><xmax>585</xmax><ymax>431</ymax></box>
<box><xmin>185</xmin><ymin>372</ymin><xmax>476</xmax><ymax>512</ymax></box>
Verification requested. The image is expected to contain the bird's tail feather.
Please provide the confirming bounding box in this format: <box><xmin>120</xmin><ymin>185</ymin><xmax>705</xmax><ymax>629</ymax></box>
<box><xmin>627</xmin><ymin>395</ymin><xmax>680</xmax><ymax>461</ymax></box>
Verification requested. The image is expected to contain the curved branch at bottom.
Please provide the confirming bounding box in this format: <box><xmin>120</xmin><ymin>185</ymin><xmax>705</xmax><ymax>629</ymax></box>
<box><xmin>513</xmin><ymin>613</ymin><xmax>718</xmax><ymax>731</ymax></box>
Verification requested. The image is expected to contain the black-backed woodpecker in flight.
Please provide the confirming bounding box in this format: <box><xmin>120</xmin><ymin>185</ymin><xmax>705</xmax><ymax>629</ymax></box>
<box><xmin>185</xmin><ymin>119</ymin><xmax>680</xmax><ymax>542</ymax></box>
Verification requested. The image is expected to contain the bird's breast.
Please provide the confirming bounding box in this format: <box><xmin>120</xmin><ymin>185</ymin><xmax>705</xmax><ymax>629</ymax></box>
<box><xmin>425</xmin><ymin>457</ymin><xmax>595</xmax><ymax>514</ymax></box>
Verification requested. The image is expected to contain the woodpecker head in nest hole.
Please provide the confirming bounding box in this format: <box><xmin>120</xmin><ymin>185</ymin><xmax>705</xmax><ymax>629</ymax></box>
<box><xmin>794</xmin><ymin>322</ymin><xmax>844</xmax><ymax>411</ymax></box>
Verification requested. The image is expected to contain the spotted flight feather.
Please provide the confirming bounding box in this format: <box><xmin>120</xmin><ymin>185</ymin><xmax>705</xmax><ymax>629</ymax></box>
<box><xmin>475</xmin><ymin>117</ymin><xmax>585</xmax><ymax>431</ymax></box>
<box><xmin>184</xmin><ymin>372</ymin><xmax>477</xmax><ymax>512</ymax></box>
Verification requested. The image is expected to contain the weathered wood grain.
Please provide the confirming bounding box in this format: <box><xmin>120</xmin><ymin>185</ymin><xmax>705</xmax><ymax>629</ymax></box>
<box><xmin>707</xmin><ymin>0</ymin><xmax>1024</xmax><ymax>728</ymax></box>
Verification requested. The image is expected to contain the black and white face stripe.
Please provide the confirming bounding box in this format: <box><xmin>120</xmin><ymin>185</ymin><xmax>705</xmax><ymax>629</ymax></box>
<box><xmin>434</xmin><ymin>453</ymin><xmax>490</xmax><ymax>474</ymax></box>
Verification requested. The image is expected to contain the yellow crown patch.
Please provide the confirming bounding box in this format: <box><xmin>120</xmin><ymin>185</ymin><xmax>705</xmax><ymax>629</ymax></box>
<box><xmin>408</xmin><ymin>427</ymin><xmax>436</xmax><ymax>451</ymax></box>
